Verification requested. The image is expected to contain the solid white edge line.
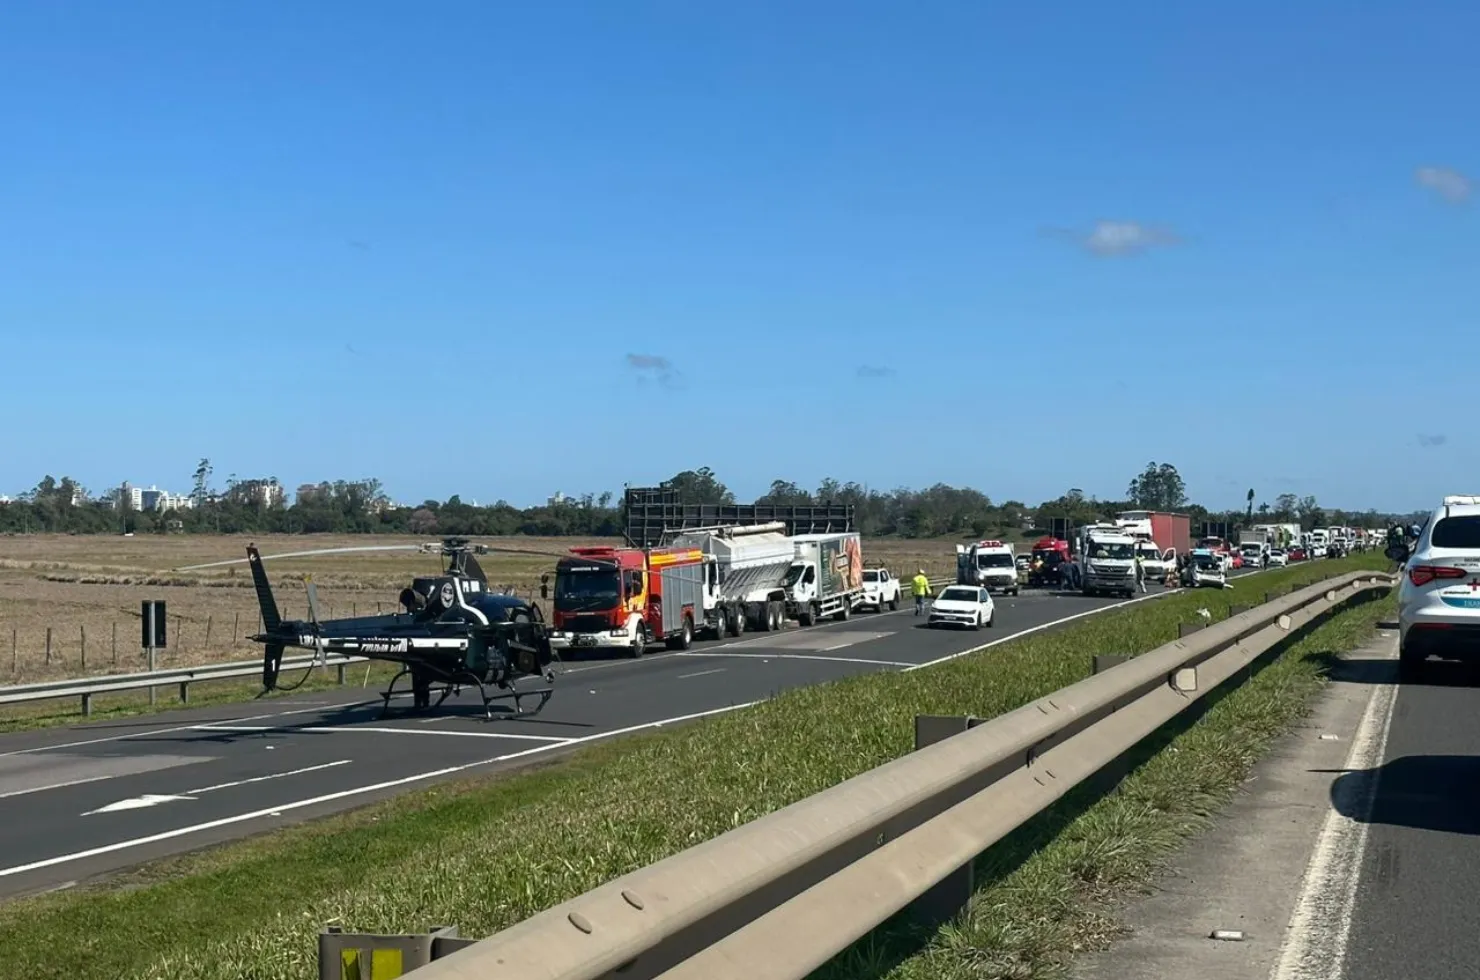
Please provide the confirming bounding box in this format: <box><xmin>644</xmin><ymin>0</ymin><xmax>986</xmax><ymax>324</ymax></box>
<box><xmin>1266</xmin><ymin>636</ymin><xmax>1400</xmax><ymax>980</ymax></box>
<box><xmin>0</xmin><ymin>701</ymin><xmax>762</xmax><ymax>880</ymax></box>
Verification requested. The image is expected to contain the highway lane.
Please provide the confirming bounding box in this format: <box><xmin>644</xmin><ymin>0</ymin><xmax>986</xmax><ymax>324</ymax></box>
<box><xmin>0</xmin><ymin>569</ymin><xmax>1272</xmax><ymax>899</ymax></box>
<box><xmin>1315</xmin><ymin>651</ymin><xmax>1480</xmax><ymax>980</ymax></box>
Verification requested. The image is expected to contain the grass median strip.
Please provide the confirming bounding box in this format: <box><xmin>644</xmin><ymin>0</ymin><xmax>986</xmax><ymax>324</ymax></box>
<box><xmin>0</xmin><ymin>554</ymin><xmax>1389</xmax><ymax>980</ymax></box>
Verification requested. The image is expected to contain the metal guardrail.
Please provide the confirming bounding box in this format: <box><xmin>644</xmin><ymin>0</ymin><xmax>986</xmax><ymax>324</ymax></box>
<box><xmin>0</xmin><ymin>652</ymin><xmax>367</xmax><ymax>715</ymax></box>
<box><xmin>378</xmin><ymin>569</ymin><xmax>1393</xmax><ymax>980</ymax></box>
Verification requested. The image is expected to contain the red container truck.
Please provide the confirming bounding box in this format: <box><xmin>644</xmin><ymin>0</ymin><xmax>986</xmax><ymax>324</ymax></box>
<box><xmin>1115</xmin><ymin>510</ymin><xmax>1192</xmax><ymax>557</ymax></box>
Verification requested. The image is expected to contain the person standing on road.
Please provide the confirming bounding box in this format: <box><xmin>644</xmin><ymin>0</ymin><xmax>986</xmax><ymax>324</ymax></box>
<box><xmin>1134</xmin><ymin>553</ymin><xmax>1147</xmax><ymax>593</ymax></box>
<box><xmin>911</xmin><ymin>569</ymin><xmax>932</xmax><ymax>615</ymax></box>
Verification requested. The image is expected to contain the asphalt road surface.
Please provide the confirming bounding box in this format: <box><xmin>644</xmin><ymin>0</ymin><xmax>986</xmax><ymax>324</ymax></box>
<box><xmin>1320</xmin><ymin>648</ymin><xmax>1480</xmax><ymax>980</ymax></box>
<box><xmin>0</xmin><ymin>569</ymin><xmax>1271</xmax><ymax>900</ymax></box>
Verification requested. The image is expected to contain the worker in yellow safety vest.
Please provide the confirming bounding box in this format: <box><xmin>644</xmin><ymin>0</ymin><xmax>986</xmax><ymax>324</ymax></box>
<box><xmin>911</xmin><ymin>569</ymin><xmax>932</xmax><ymax>616</ymax></box>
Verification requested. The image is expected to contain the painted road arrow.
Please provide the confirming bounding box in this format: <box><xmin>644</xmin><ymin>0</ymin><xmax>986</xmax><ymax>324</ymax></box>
<box><xmin>83</xmin><ymin>794</ymin><xmax>196</xmax><ymax>815</ymax></box>
<box><xmin>80</xmin><ymin>759</ymin><xmax>354</xmax><ymax>816</ymax></box>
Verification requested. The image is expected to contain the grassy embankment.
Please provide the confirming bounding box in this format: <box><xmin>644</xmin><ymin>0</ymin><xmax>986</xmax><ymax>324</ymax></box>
<box><xmin>0</xmin><ymin>552</ymin><xmax>1390</xmax><ymax>980</ymax></box>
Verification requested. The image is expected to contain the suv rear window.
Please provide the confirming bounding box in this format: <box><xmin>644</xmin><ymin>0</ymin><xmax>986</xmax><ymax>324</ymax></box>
<box><xmin>1430</xmin><ymin>516</ymin><xmax>1480</xmax><ymax>549</ymax></box>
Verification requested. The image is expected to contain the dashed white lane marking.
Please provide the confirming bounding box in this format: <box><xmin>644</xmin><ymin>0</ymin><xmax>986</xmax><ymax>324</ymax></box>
<box><xmin>677</xmin><ymin>668</ymin><xmax>727</xmax><ymax>679</ymax></box>
<box><xmin>191</xmin><ymin>725</ymin><xmax>570</xmax><ymax>743</ymax></box>
<box><xmin>1266</xmin><ymin>638</ymin><xmax>1400</xmax><ymax>980</ymax></box>
<box><xmin>185</xmin><ymin>759</ymin><xmax>354</xmax><ymax>795</ymax></box>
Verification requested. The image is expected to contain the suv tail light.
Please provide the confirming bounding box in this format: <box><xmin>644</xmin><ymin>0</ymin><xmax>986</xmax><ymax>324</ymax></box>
<box><xmin>1409</xmin><ymin>565</ymin><xmax>1467</xmax><ymax>587</ymax></box>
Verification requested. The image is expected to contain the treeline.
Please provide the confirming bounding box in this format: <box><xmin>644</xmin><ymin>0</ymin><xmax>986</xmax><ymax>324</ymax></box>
<box><xmin>0</xmin><ymin>463</ymin><xmax>1422</xmax><ymax>539</ymax></box>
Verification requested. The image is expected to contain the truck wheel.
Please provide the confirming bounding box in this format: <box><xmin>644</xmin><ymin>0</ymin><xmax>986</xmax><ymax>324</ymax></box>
<box><xmin>798</xmin><ymin>605</ymin><xmax>815</xmax><ymax>627</ymax></box>
<box><xmin>731</xmin><ymin>605</ymin><xmax>746</xmax><ymax>636</ymax></box>
<box><xmin>770</xmin><ymin>602</ymin><xmax>784</xmax><ymax>631</ymax></box>
<box><xmin>631</xmin><ymin>627</ymin><xmax>646</xmax><ymax>659</ymax></box>
<box><xmin>666</xmin><ymin>616</ymin><xmax>694</xmax><ymax>651</ymax></box>
<box><xmin>836</xmin><ymin>601</ymin><xmax>851</xmax><ymax>622</ymax></box>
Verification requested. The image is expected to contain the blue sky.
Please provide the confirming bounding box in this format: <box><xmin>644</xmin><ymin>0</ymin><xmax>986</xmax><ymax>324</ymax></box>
<box><xmin>1</xmin><ymin>1</ymin><xmax>1474</xmax><ymax>513</ymax></box>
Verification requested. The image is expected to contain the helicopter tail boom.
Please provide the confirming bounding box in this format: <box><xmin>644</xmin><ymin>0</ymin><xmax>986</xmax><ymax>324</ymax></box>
<box><xmin>246</xmin><ymin>544</ymin><xmax>283</xmax><ymax>632</ymax></box>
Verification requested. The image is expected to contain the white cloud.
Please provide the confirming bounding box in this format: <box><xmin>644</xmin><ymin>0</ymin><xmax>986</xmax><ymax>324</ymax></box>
<box><xmin>1416</xmin><ymin>166</ymin><xmax>1471</xmax><ymax>203</ymax></box>
<box><xmin>1045</xmin><ymin>220</ymin><xmax>1182</xmax><ymax>257</ymax></box>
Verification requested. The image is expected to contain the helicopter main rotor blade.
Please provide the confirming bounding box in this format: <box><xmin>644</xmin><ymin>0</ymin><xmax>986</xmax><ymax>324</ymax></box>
<box><xmin>176</xmin><ymin>544</ymin><xmax>425</xmax><ymax>571</ymax></box>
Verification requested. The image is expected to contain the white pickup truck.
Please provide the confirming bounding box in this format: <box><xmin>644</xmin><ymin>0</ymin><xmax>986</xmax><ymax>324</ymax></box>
<box><xmin>860</xmin><ymin>567</ymin><xmax>902</xmax><ymax>612</ymax></box>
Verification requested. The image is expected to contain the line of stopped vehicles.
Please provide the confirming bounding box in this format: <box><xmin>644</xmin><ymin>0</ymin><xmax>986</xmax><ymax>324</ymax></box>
<box><xmin>176</xmin><ymin>515</ymin><xmax>1379</xmax><ymax>720</ymax></box>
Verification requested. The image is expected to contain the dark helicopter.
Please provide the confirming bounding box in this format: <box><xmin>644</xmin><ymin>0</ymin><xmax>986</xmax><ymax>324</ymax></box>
<box><xmin>178</xmin><ymin>537</ymin><xmax>558</xmax><ymax>719</ymax></box>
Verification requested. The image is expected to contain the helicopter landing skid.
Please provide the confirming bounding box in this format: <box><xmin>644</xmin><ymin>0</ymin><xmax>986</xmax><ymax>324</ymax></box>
<box><xmin>378</xmin><ymin>665</ymin><xmax>554</xmax><ymax>720</ymax></box>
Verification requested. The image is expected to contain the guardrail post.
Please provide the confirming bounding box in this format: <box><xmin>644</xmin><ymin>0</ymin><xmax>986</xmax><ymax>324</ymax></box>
<box><xmin>179</xmin><ymin>681</ymin><xmax>190</xmax><ymax>704</ymax></box>
<box><xmin>338</xmin><ymin>663</ymin><xmax>346</xmax><ymax>685</ymax></box>
<box><xmin>317</xmin><ymin>925</ymin><xmax>465</xmax><ymax>980</ymax></box>
<box><xmin>81</xmin><ymin>692</ymin><xmax>91</xmax><ymax>717</ymax></box>
<box><xmin>910</xmin><ymin>715</ymin><xmax>983</xmax><ymax>927</ymax></box>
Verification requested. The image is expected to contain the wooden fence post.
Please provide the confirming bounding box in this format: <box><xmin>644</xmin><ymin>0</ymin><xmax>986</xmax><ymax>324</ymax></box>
<box><xmin>45</xmin><ymin>627</ymin><xmax>52</xmax><ymax>664</ymax></box>
<box><xmin>112</xmin><ymin>621</ymin><xmax>118</xmax><ymax>664</ymax></box>
<box><xmin>81</xmin><ymin>624</ymin><xmax>87</xmax><ymax>668</ymax></box>
<box><xmin>205</xmin><ymin>615</ymin><xmax>213</xmax><ymax>648</ymax></box>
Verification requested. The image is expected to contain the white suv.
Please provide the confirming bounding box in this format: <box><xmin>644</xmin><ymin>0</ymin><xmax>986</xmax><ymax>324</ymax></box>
<box><xmin>1397</xmin><ymin>497</ymin><xmax>1480</xmax><ymax>672</ymax></box>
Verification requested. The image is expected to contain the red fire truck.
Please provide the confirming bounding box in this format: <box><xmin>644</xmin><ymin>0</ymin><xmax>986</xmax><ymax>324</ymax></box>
<box><xmin>544</xmin><ymin>544</ymin><xmax>707</xmax><ymax>657</ymax></box>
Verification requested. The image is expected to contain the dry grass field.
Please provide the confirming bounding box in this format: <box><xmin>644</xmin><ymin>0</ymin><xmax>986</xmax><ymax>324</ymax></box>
<box><xmin>0</xmin><ymin>533</ymin><xmax>971</xmax><ymax>683</ymax></box>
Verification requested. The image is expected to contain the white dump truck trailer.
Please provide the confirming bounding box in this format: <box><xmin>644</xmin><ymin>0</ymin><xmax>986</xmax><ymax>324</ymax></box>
<box><xmin>669</xmin><ymin>522</ymin><xmax>797</xmax><ymax>634</ymax></box>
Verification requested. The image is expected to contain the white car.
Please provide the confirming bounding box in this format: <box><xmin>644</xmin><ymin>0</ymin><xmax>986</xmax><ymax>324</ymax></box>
<box><xmin>928</xmin><ymin>585</ymin><xmax>995</xmax><ymax>630</ymax></box>
<box><xmin>1267</xmin><ymin>549</ymin><xmax>1288</xmax><ymax>567</ymax></box>
<box><xmin>1397</xmin><ymin>498</ymin><xmax>1480</xmax><ymax>672</ymax></box>
<box><xmin>860</xmin><ymin>568</ymin><xmax>901</xmax><ymax>612</ymax></box>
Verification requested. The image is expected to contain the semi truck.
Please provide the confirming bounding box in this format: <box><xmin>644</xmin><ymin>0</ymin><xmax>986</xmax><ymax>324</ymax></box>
<box><xmin>1115</xmin><ymin>510</ymin><xmax>1192</xmax><ymax>557</ymax></box>
<box><xmin>669</xmin><ymin>522</ymin><xmax>797</xmax><ymax>635</ymax></box>
<box><xmin>1116</xmin><ymin>510</ymin><xmax>1191</xmax><ymax>582</ymax></box>
<box><xmin>786</xmin><ymin>531</ymin><xmax>865</xmax><ymax>626</ymax></box>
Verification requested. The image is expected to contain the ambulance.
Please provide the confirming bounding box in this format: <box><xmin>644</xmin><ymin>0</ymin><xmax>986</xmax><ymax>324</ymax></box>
<box><xmin>955</xmin><ymin>539</ymin><xmax>1020</xmax><ymax>595</ymax></box>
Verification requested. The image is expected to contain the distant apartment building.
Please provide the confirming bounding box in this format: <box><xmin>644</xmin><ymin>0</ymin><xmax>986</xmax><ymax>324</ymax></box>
<box><xmin>227</xmin><ymin>478</ymin><xmax>285</xmax><ymax>508</ymax></box>
<box><xmin>111</xmin><ymin>482</ymin><xmax>195</xmax><ymax>512</ymax></box>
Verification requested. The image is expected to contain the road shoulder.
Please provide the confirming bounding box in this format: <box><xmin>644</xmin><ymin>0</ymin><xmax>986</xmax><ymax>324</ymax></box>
<box><xmin>1072</xmin><ymin>626</ymin><xmax>1398</xmax><ymax>980</ymax></box>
